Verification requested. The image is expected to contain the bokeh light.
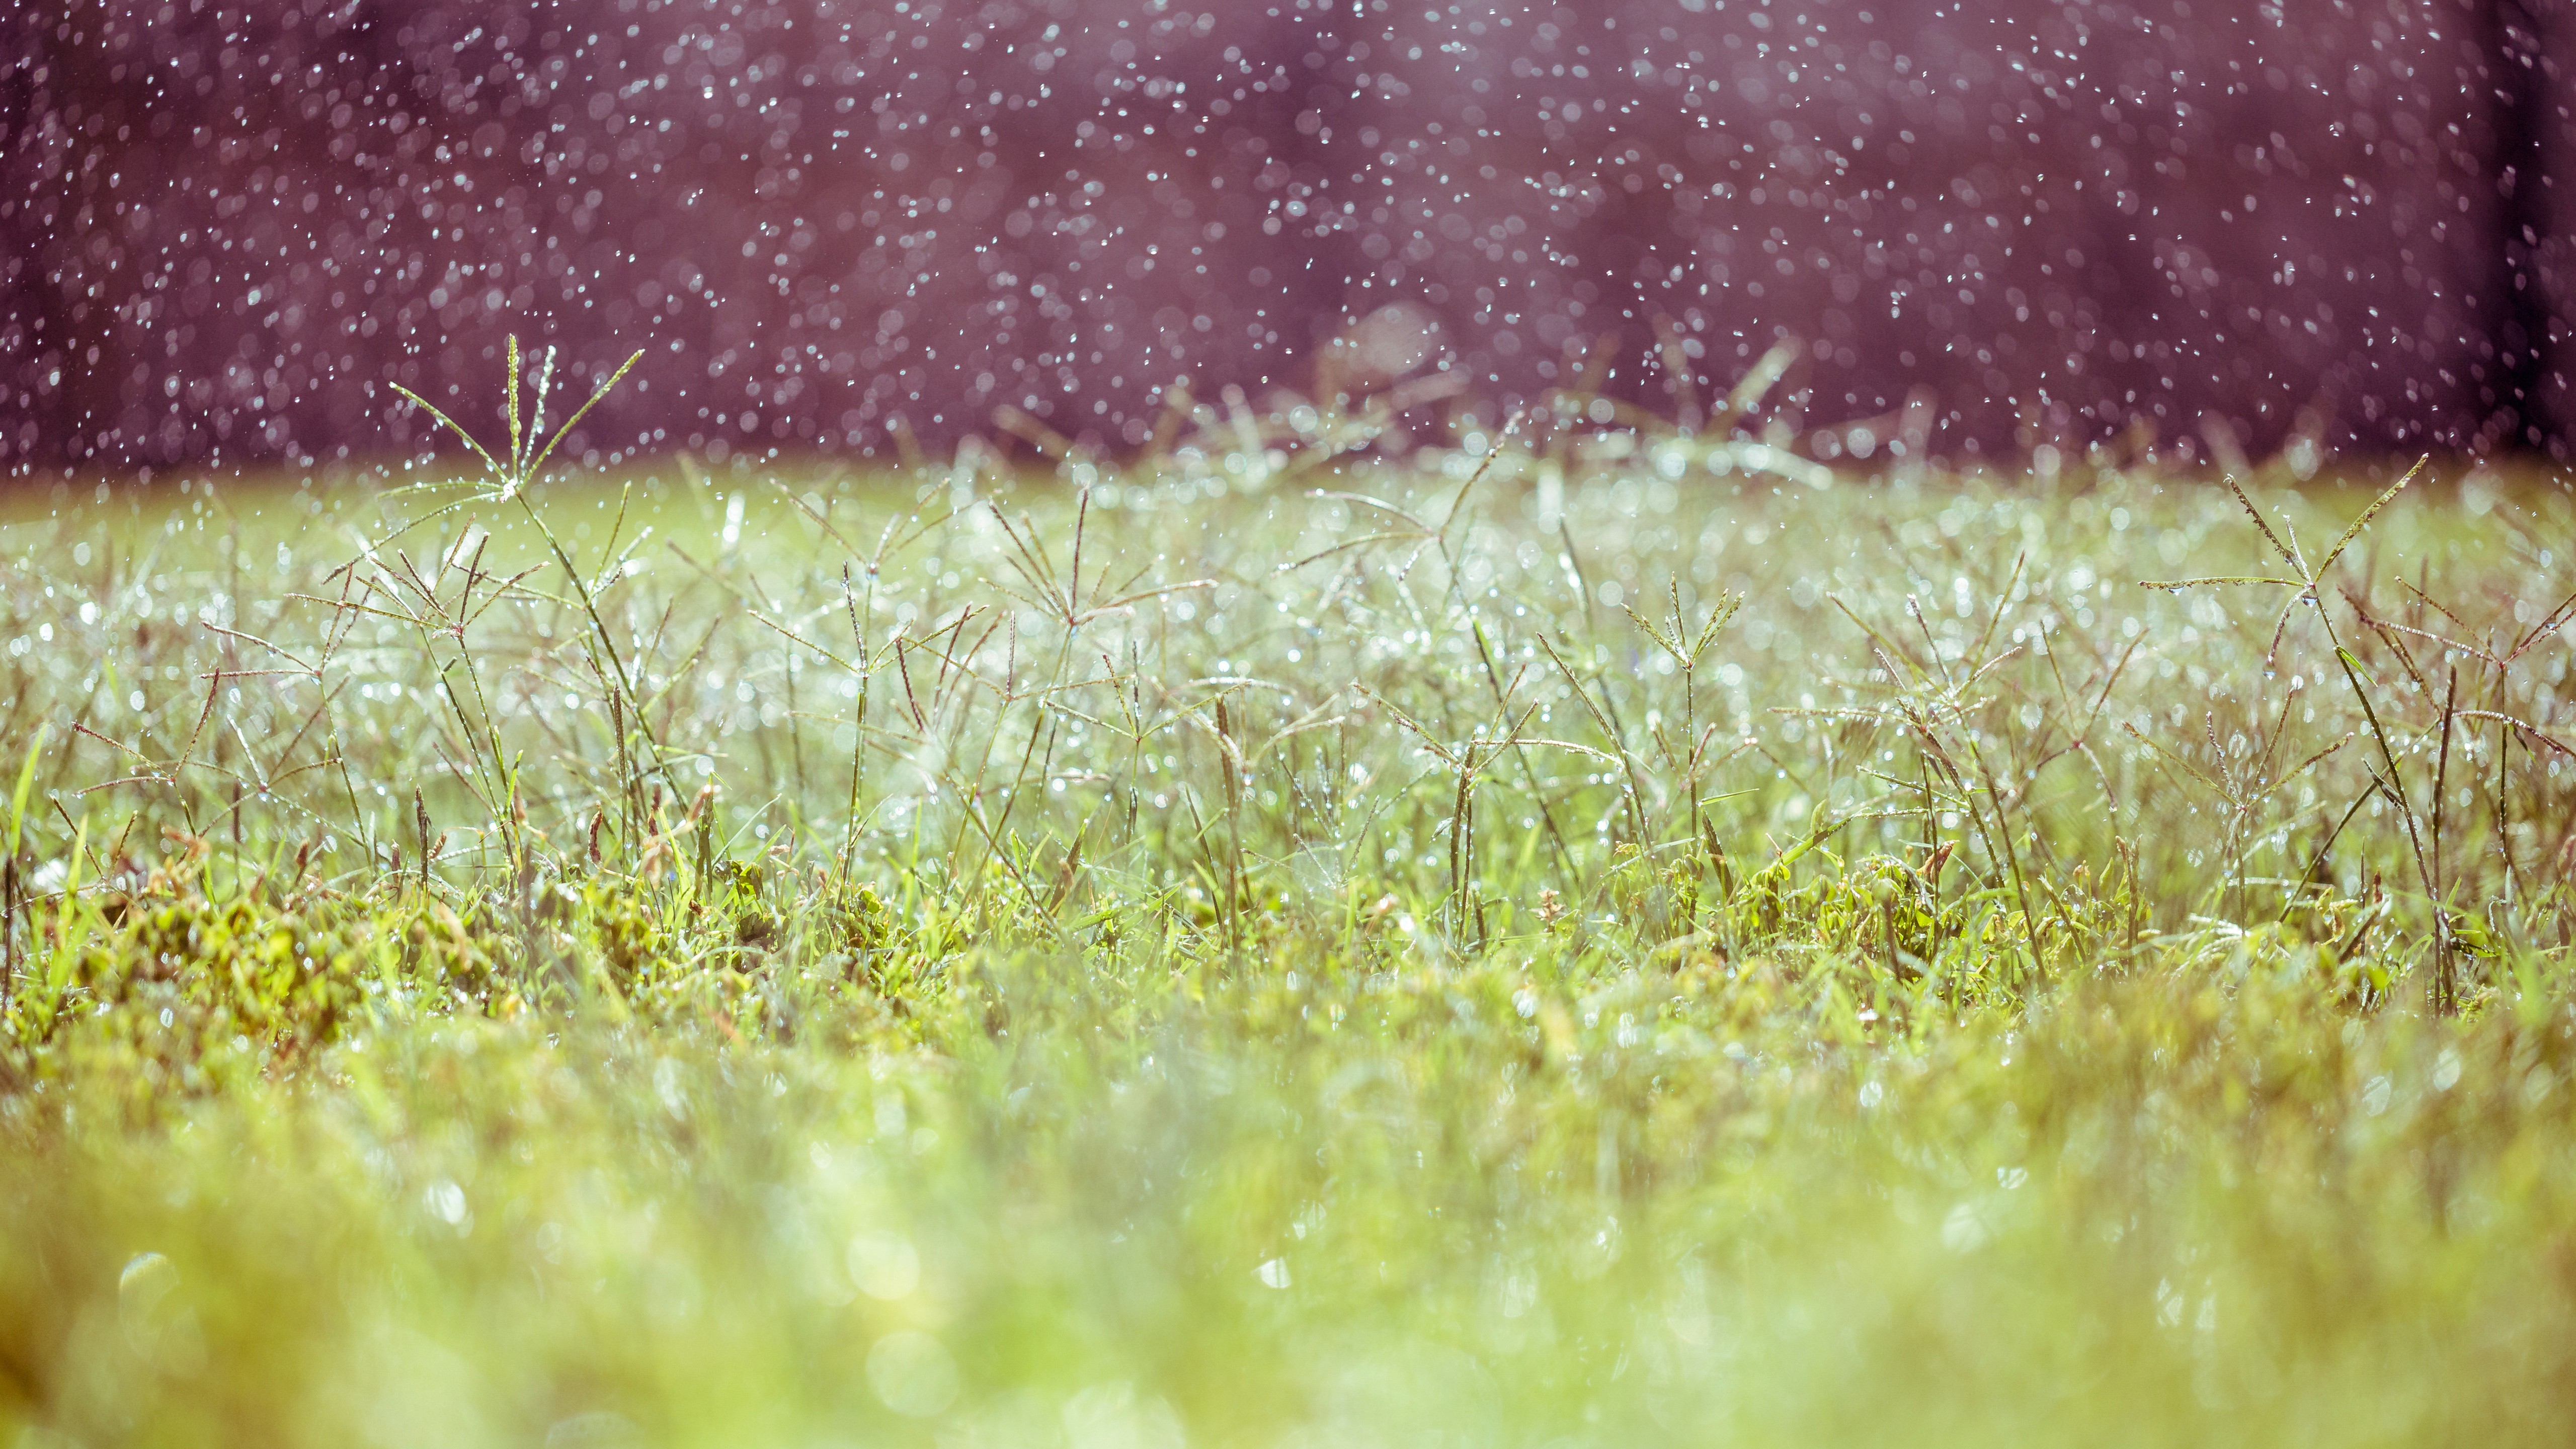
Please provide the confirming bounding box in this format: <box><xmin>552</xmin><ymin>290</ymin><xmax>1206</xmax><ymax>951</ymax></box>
<box><xmin>4</xmin><ymin>0</ymin><xmax>2567</xmax><ymax>473</ymax></box>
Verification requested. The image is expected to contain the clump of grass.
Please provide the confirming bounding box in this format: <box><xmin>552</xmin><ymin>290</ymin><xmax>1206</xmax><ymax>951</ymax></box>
<box><xmin>2</xmin><ymin>342</ymin><xmax>2574</xmax><ymax>1444</ymax></box>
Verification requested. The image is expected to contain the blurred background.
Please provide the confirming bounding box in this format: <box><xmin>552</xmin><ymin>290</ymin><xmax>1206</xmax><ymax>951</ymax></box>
<box><xmin>3</xmin><ymin>0</ymin><xmax>2569</xmax><ymax>476</ymax></box>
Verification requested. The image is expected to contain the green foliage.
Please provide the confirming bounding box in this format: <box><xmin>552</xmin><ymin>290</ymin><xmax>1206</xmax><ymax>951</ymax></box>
<box><xmin>4</xmin><ymin>863</ymin><xmax>367</xmax><ymax>1100</ymax></box>
<box><xmin>2</xmin><ymin>361</ymin><xmax>2575</xmax><ymax>1441</ymax></box>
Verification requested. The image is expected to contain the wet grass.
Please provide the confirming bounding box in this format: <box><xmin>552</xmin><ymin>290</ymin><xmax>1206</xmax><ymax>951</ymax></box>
<box><xmin>3</xmin><ymin>380</ymin><xmax>2576</xmax><ymax>1444</ymax></box>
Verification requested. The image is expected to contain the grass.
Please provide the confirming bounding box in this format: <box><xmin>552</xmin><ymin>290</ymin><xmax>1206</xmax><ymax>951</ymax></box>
<box><xmin>3</xmin><ymin>349</ymin><xmax>2576</xmax><ymax>1445</ymax></box>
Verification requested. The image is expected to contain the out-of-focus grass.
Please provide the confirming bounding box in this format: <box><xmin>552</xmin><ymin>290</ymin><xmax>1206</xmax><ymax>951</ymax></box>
<box><xmin>14</xmin><ymin>971</ymin><xmax>2576</xmax><ymax>1447</ymax></box>
<box><xmin>2</xmin><ymin>389</ymin><xmax>2574</xmax><ymax>1445</ymax></box>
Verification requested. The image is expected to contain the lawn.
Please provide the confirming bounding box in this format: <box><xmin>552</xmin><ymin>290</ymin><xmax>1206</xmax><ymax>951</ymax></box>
<box><xmin>3</xmin><ymin>379</ymin><xmax>2574</xmax><ymax>1445</ymax></box>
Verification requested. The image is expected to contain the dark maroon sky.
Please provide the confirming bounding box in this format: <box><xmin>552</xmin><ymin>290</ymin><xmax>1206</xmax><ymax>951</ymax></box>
<box><xmin>4</xmin><ymin>0</ymin><xmax>2569</xmax><ymax>474</ymax></box>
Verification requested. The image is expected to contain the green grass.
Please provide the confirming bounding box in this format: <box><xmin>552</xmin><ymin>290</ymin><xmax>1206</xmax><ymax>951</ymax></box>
<box><xmin>3</xmin><ymin>375</ymin><xmax>2576</xmax><ymax>1445</ymax></box>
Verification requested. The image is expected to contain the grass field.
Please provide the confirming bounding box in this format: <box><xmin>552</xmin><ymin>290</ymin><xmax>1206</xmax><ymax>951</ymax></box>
<box><xmin>4</xmin><ymin>373</ymin><xmax>2576</xmax><ymax>1445</ymax></box>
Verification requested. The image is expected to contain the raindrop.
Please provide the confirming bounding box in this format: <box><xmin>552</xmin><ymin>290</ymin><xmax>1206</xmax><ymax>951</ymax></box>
<box><xmin>4</xmin><ymin>1</ymin><xmax>2568</xmax><ymax>475</ymax></box>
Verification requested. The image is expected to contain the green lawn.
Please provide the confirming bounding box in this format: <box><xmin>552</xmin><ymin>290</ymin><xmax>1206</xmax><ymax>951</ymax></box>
<box><xmin>3</xmin><ymin>417</ymin><xmax>2573</xmax><ymax>1444</ymax></box>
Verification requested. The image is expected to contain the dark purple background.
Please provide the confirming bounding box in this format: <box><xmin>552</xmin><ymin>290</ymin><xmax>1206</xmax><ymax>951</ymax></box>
<box><xmin>5</xmin><ymin>0</ymin><xmax>2570</xmax><ymax>474</ymax></box>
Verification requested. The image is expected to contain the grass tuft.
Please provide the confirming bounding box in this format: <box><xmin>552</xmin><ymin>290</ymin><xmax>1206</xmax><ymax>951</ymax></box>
<box><xmin>3</xmin><ymin>347</ymin><xmax>2576</xmax><ymax>1443</ymax></box>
